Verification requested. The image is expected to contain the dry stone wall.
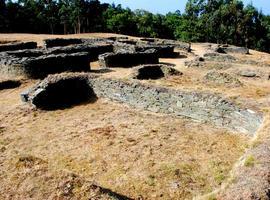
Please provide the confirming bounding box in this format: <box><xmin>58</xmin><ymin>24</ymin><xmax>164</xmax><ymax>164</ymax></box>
<box><xmin>90</xmin><ymin>77</ymin><xmax>262</xmax><ymax>135</ymax></box>
<box><xmin>0</xmin><ymin>42</ymin><xmax>37</xmax><ymax>52</ymax></box>
<box><xmin>43</xmin><ymin>38</ymin><xmax>83</xmax><ymax>48</ymax></box>
<box><xmin>23</xmin><ymin>73</ymin><xmax>263</xmax><ymax>135</ymax></box>
<box><xmin>0</xmin><ymin>52</ymin><xmax>91</xmax><ymax>78</ymax></box>
<box><xmin>98</xmin><ymin>49</ymin><xmax>159</xmax><ymax>68</ymax></box>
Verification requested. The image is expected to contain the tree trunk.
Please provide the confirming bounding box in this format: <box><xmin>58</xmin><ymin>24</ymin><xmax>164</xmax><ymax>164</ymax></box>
<box><xmin>78</xmin><ymin>17</ymin><xmax>81</xmax><ymax>34</ymax></box>
<box><xmin>64</xmin><ymin>22</ymin><xmax>67</xmax><ymax>35</ymax></box>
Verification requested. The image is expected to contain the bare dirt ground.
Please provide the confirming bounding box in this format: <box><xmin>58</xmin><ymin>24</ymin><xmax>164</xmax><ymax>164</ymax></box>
<box><xmin>0</xmin><ymin>33</ymin><xmax>270</xmax><ymax>199</ymax></box>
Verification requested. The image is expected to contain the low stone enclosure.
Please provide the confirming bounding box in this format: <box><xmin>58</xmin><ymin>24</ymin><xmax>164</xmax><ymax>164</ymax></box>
<box><xmin>113</xmin><ymin>42</ymin><xmax>179</xmax><ymax>58</ymax></box>
<box><xmin>213</xmin><ymin>44</ymin><xmax>249</xmax><ymax>54</ymax></box>
<box><xmin>129</xmin><ymin>64</ymin><xmax>182</xmax><ymax>80</ymax></box>
<box><xmin>22</xmin><ymin>73</ymin><xmax>263</xmax><ymax>136</ymax></box>
<box><xmin>98</xmin><ymin>49</ymin><xmax>159</xmax><ymax>68</ymax></box>
<box><xmin>0</xmin><ymin>52</ymin><xmax>91</xmax><ymax>79</ymax></box>
<box><xmin>0</xmin><ymin>37</ymin><xmax>191</xmax><ymax>78</ymax></box>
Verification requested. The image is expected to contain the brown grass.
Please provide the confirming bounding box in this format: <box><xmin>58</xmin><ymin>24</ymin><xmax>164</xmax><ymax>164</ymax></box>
<box><xmin>0</xmin><ymin>81</ymin><xmax>249</xmax><ymax>199</ymax></box>
<box><xmin>0</xmin><ymin>33</ymin><xmax>270</xmax><ymax>199</ymax></box>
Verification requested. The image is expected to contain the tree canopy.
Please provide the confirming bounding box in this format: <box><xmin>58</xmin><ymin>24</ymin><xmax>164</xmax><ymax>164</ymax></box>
<box><xmin>0</xmin><ymin>0</ymin><xmax>270</xmax><ymax>52</ymax></box>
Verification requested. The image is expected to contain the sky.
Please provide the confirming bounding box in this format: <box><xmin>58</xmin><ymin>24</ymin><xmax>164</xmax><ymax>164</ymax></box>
<box><xmin>99</xmin><ymin>0</ymin><xmax>270</xmax><ymax>15</ymax></box>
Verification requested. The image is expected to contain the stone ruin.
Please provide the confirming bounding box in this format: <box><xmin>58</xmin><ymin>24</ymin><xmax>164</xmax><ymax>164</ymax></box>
<box><xmin>1</xmin><ymin>36</ymin><xmax>269</xmax><ymax>199</ymax></box>
<box><xmin>140</xmin><ymin>37</ymin><xmax>191</xmax><ymax>52</ymax></box>
<box><xmin>185</xmin><ymin>44</ymin><xmax>254</xmax><ymax>69</ymax></box>
<box><xmin>129</xmin><ymin>64</ymin><xmax>182</xmax><ymax>80</ymax></box>
<box><xmin>21</xmin><ymin>74</ymin><xmax>96</xmax><ymax>110</ymax></box>
<box><xmin>43</xmin><ymin>38</ymin><xmax>83</xmax><ymax>48</ymax></box>
<box><xmin>113</xmin><ymin>42</ymin><xmax>178</xmax><ymax>58</ymax></box>
<box><xmin>22</xmin><ymin>73</ymin><xmax>263</xmax><ymax>136</ymax></box>
<box><xmin>214</xmin><ymin>44</ymin><xmax>249</xmax><ymax>54</ymax></box>
<box><xmin>98</xmin><ymin>49</ymin><xmax>159</xmax><ymax>68</ymax></box>
<box><xmin>0</xmin><ymin>51</ymin><xmax>91</xmax><ymax>79</ymax></box>
<box><xmin>0</xmin><ymin>40</ymin><xmax>114</xmax><ymax>78</ymax></box>
<box><xmin>0</xmin><ymin>37</ymin><xmax>190</xmax><ymax>78</ymax></box>
<box><xmin>46</xmin><ymin>43</ymin><xmax>113</xmax><ymax>61</ymax></box>
<box><xmin>204</xmin><ymin>70</ymin><xmax>243</xmax><ymax>87</ymax></box>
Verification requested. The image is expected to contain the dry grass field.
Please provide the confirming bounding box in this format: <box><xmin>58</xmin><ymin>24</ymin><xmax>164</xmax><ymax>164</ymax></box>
<box><xmin>0</xmin><ymin>33</ymin><xmax>270</xmax><ymax>199</ymax></box>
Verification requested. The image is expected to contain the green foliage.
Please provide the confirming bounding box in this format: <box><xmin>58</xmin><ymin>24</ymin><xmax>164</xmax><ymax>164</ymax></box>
<box><xmin>0</xmin><ymin>0</ymin><xmax>270</xmax><ymax>52</ymax></box>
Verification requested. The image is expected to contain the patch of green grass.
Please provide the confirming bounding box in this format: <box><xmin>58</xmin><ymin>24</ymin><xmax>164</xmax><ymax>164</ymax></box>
<box><xmin>214</xmin><ymin>171</ymin><xmax>226</xmax><ymax>185</ymax></box>
<box><xmin>145</xmin><ymin>175</ymin><xmax>156</xmax><ymax>186</ymax></box>
<box><xmin>208</xmin><ymin>194</ymin><xmax>217</xmax><ymax>200</ymax></box>
<box><xmin>244</xmin><ymin>155</ymin><xmax>255</xmax><ymax>167</ymax></box>
<box><xmin>209</xmin><ymin>161</ymin><xmax>227</xmax><ymax>185</ymax></box>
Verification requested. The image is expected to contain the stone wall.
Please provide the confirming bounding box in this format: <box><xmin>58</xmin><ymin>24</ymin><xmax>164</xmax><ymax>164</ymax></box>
<box><xmin>0</xmin><ymin>52</ymin><xmax>91</xmax><ymax>78</ymax></box>
<box><xmin>0</xmin><ymin>42</ymin><xmax>37</xmax><ymax>52</ymax></box>
<box><xmin>46</xmin><ymin>44</ymin><xmax>113</xmax><ymax>61</ymax></box>
<box><xmin>90</xmin><ymin>77</ymin><xmax>262</xmax><ymax>135</ymax></box>
<box><xmin>98</xmin><ymin>49</ymin><xmax>159</xmax><ymax>68</ymax></box>
<box><xmin>113</xmin><ymin>42</ymin><xmax>178</xmax><ymax>58</ymax></box>
<box><xmin>0</xmin><ymin>43</ymin><xmax>114</xmax><ymax>78</ymax></box>
<box><xmin>43</xmin><ymin>38</ymin><xmax>83</xmax><ymax>48</ymax></box>
<box><xmin>129</xmin><ymin>64</ymin><xmax>182</xmax><ymax>80</ymax></box>
<box><xmin>23</xmin><ymin>73</ymin><xmax>263</xmax><ymax>135</ymax></box>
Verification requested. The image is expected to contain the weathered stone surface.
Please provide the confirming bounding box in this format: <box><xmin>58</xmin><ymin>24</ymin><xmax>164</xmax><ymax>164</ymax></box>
<box><xmin>156</xmin><ymin>39</ymin><xmax>191</xmax><ymax>52</ymax></box>
<box><xmin>185</xmin><ymin>56</ymin><xmax>205</xmax><ymax>68</ymax></box>
<box><xmin>46</xmin><ymin>44</ymin><xmax>113</xmax><ymax>61</ymax></box>
<box><xmin>203</xmin><ymin>52</ymin><xmax>237</xmax><ymax>62</ymax></box>
<box><xmin>238</xmin><ymin>69</ymin><xmax>257</xmax><ymax>78</ymax></box>
<box><xmin>43</xmin><ymin>38</ymin><xmax>83</xmax><ymax>48</ymax></box>
<box><xmin>219</xmin><ymin>45</ymin><xmax>249</xmax><ymax>54</ymax></box>
<box><xmin>98</xmin><ymin>49</ymin><xmax>159</xmax><ymax>68</ymax></box>
<box><xmin>23</xmin><ymin>73</ymin><xmax>96</xmax><ymax>110</ymax></box>
<box><xmin>139</xmin><ymin>38</ymin><xmax>191</xmax><ymax>52</ymax></box>
<box><xmin>5</xmin><ymin>49</ymin><xmax>45</xmax><ymax>57</ymax></box>
<box><xmin>209</xmin><ymin>44</ymin><xmax>249</xmax><ymax>55</ymax></box>
<box><xmin>116</xmin><ymin>39</ymin><xmax>137</xmax><ymax>45</ymax></box>
<box><xmin>23</xmin><ymin>73</ymin><xmax>263</xmax><ymax>135</ymax></box>
<box><xmin>204</xmin><ymin>71</ymin><xmax>242</xmax><ymax>87</ymax></box>
<box><xmin>0</xmin><ymin>42</ymin><xmax>37</xmax><ymax>52</ymax></box>
<box><xmin>136</xmin><ymin>45</ymin><xmax>178</xmax><ymax>58</ymax></box>
<box><xmin>82</xmin><ymin>38</ymin><xmax>114</xmax><ymax>44</ymax></box>
<box><xmin>113</xmin><ymin>42</ymin><xmax>136</xmax><ymax>54</ymax></box>
<box><xmin>0</xmin><ymin>79</ymin><xmax>21</xmax><ymax>90</ymax></box>
<box><xmin>113</xmin><ymin>42</ymin><xmax>178</xmax><ymax>58</ymax></box>
<box><xmin>0</xmin><ymin>52</ymin><xmax>91</xmax><ymax>78</ymax></box>
<box><xmin>130</xmin><ymin>64</ymin><xmax>182</xmax><ymax>80</ymax></box>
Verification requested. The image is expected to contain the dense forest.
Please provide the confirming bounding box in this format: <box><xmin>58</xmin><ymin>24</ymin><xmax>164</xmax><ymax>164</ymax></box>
<box><xmin>0</xmin><ymin>0</ymin><xmax>270</xmax><ymax>52</ymax></box>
